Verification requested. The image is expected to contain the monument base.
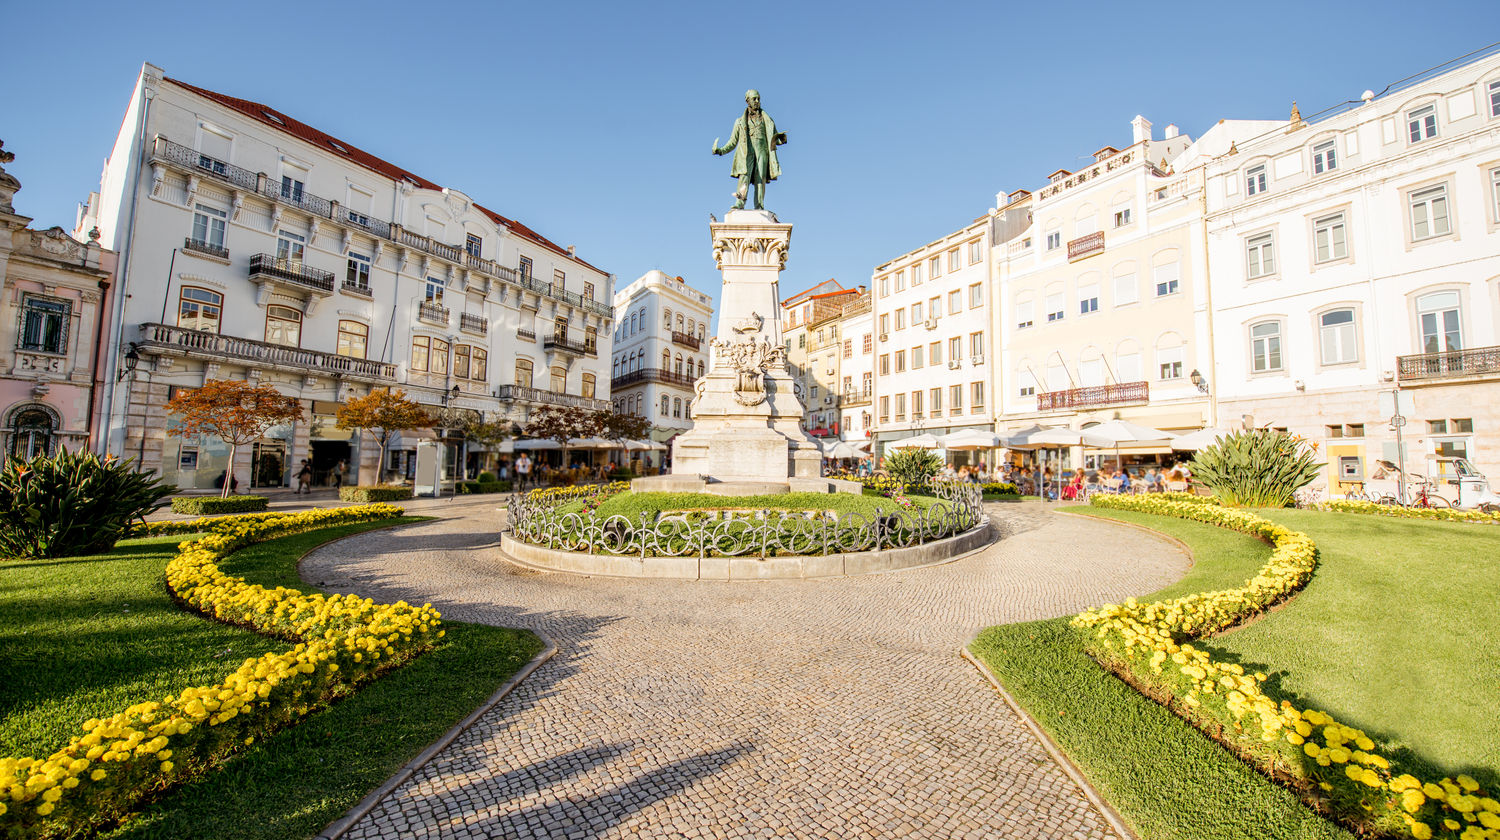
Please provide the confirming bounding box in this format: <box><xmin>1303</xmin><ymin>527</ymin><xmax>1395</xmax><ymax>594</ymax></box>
<box><xmin>631</xmin><ymin>473</ymin><xmax>861</xmax><ymax>497</ymax></box>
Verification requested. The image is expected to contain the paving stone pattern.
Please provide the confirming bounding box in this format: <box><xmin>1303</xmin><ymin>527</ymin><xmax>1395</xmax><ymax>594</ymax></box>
<box><xmin>302</xmin><ymin>502</ymin><xmax>1188</xmax><ymax>840</ymax></box>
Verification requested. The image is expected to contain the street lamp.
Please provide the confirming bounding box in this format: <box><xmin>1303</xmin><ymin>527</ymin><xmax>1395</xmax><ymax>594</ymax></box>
<box><xmin>117</xmin><ymin>343</ymin><xmax>141</xmax><ymax>382</ymax></box>
<box><xmin>1189</xmin><ymin>368</ymin><xmax>1210</xmax><ymax>394</ymax></box>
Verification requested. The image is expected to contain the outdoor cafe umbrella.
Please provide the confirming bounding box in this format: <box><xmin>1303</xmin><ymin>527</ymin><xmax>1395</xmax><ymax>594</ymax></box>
<box><xmin>1027</xmin><ymin>427</ymin><xmax>1114</xmax><ymax>500</ymax></box>
<box><xmin>889</xmin><ymin>432</ymin><xmax>943</xmax><ymax>449</ymax></box>
<box><xmin>1170</xmin><ymin>427</ymin><xmax>1237</xmax><ymax>452</ymax></box>
<box><xmin>827</xmin><ymin>441</ymin><xmax>863</xmax><ymax>460</ymax></box>
<box><xmin>1084</xmin><ymin>419</ymin><xmax>1175</xmax><ymax>474</ymax></box>
<box><xmin>939</xmin><ymin>429</ymin><xmax>1001</xmax><ymax>450</ymax></box>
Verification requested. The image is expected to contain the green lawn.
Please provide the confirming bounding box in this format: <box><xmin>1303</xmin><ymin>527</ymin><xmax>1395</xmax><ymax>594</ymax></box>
<box><xmin>2</xmin><ymin>518</ymin><xmax>543</xmax><ymax>840</ymax></box>
<box><xmin>971</xmin><ymin>506</ymin><xmax>1500</xmax><ymax>840</ymax></box>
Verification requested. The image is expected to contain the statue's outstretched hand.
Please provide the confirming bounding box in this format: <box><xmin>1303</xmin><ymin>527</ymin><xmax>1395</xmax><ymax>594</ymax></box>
<box><xmin>711</xmin><ymin>137</ymin><xmax>722</xmax><ymax>155</ymax></box>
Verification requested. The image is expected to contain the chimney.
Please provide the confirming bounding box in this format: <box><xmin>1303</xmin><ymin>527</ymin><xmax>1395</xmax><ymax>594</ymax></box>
<box><xmin>1164</xmin><ymin>123</ymin><xmax>1180</xmax><ymax>139</ymax></box>
<box><xmin>1131</xmin><ymin>115</ymin><xmax>1153</xmax><ymax>144</ymax></box>
<box><xmin>566</xmin><ymin>244</ymin><xmax>576</xmax><ymax>255</ymax></box>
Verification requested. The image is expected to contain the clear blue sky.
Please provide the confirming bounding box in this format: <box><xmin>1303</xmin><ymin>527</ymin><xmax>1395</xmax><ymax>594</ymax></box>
<box><xmin>4</xmin><ymin>0</ymin><xmax>1497</xmax><ymax>324</ymax></box>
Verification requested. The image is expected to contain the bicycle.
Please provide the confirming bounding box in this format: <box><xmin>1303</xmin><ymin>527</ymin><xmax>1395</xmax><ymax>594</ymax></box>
<box><xmin>1294</xmin><ymin>485</ymin><xmax>1326</xmax><ymax>509</ymax></box>
<box><xmin>1341</xmin><ymin>481</ymin><xmax>1373</xmax><ymax>502</ymax></box>
<box><xmin>1374</xmin><ymin>476</ymin><xmax>1455</xmax><ymax>509</ymax></box>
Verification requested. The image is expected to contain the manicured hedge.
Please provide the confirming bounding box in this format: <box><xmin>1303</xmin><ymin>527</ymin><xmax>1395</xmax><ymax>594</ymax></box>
<box><xmin>457</xmin><ymin>480</ymin><xmax>512</xmax><ymax>495</ymax></box>
<box><xmin>170</xmin><ymin>495</ymin><xmax>270</xmax><ymax>515</ymax></box>
<box><xmin>980</xmin><ymin>482</ymin><xmax>1019</xmax><ymax>497</ymax></box>
<box><xmin>606</xmin><ymin>469</ymin><xmax>637</xmax><ymax>481</ymax></box>
<box><xmin>338</xmin><ymin>485</ymin><xmax>413</xmax><ymax>503</ymax></box>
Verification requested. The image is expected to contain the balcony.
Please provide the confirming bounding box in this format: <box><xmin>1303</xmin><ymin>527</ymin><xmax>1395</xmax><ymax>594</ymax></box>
<box><xmin>671</xmin><ymin>330</ymin><xmax>701</xmax><ymax>350</ymax></box>
<box><xmin>459</xmin><ymin>312</ymin><xmax>488</xmax><ymax>335</ymax></box>
<box><xmin>136</xmin><ymin>322</ymin><xmax>396</xmax><ymax>383</ymax></box>
<box><xmin>1067</xmin><ymin>231</ymin><xmax>1105</xmax><ymax>262</ymax></box>
<box><xmin>495</xmin><ymin>384</ymin><xmax>609</xmax><ymax>411</ymax></box>
<box><xmin>248</xmin><ymin>253</ymin><xmax>334</xmax><ymax>295</ymax></box>
<box><xmin>183</xmin><ymin>237</ymin><xmax>229</xmax><ymax>261</ymax></box>
<box><xmin>341</xmin><ymin>280</ymin><xmax>372</xmax><ymax>298</ymax></box>
<box><xmin>544</xmin><ymin>333</ymin><xmax>595</xmax><ymax>357</ymax></box>
<box><xmin>517</xmin><ymin>328</ymin><xmax>537</xmax><ymax>342</ymax></box>
<box><xmin>1037</xmin><ymin>380</ymin><xmax>1149</xmax><ymax>411</ymax></box>
<box><xmin>418</xmin><ymin>301</ymin><xmax>450</xmax><ymax>325</ymax></box>
<box><xmin>841</xmin><ymin>388</ymin><xmax>873</xmax><ymax>407</ymax></box>
<box><xmin>1397</xmin><ymin>345</ymin><xmax>1500</xmax><ymax>384</ymax></box>
<box><xmin>611</xmin><ymin>367</ymin><xmax>697</xmax><ymax>390</ymax></box>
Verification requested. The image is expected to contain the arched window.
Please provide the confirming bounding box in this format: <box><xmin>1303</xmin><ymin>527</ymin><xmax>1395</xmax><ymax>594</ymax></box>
<box><xmin>673</xmin><ymin>397</ymin><xmax>682</xmax><ymax>418</ymax></box>
<box><xmin>629</xmin><ymin>313</ymin><xmax>637</xmax><ymax>334</ymax></box>
<box><xmin>662</xmin><ymin>349</ymin><xmax>671</xmax><ymax>370</ymax></box>
<box><xmin>663</xmin><ymin>308</ymin><xmax>673</xmax><ymax>330</ymax></box>
<box><xmin>1319</xmin><ymin>309</ymin><xmax>1358</xmax><ymax>365</ymax></box>
<box><xmin>9</xmin><ymin>406</ymin><xmax>55</xmax><ymax>460</ymax></box>
<box><xmin>554</xmin><ymin>317</ymin><xmax>569</xmax><ymax>343</ymax></box>
<box><xmin>675</xmin><ymin>353</ymin><xmax>684</xmax><ymax>375</ymax></box>
<box><xmin>514</xmin><ymin>359</ymin><xmax>533</xmax><ymax>388</ymax></box>
<box><xmin>676</xmin><ymin>313</ymin><xmax>684</xmax><ymax>332</ymax></box>
<box><xmin>1417</xmin><ymin>291</ymin><xmax>1462</xmax><ymax>353</ymax></box>
<box><xmin>660</xmin><ymin>395</ymin><xmax>669</xmax><ymax>416</ymax></box>
<box><xmin>336</xmin><ymin>320</ymin><xmax>368</xmax><ymax>359</ymax></box>
<box><xmin>550</xmin><ymin>366</ymin><xmax>566</xmax><ymax>393</ymax></box>
<box><xmin>697</xmin><ymin>360</ymin><xmax>705</xmax><ymax>377</ymax></box>
<box><xmin>178</xmin><ymin>287</ymin><xmax>222</xmax><ymax>333</ymax></box>
<box><xmin>613</xmin><ymin>358</ymin><xmax>620</xmax><ymax>377</ymax></box>
<box><xmin>698</xmin><ymin>324</ymin><xmax>706</xmax><ymax>341</ymax></box>
<box><xmin>581</xmin><ymin>373</ymin><xmax>596</xmax><ymax>399</ymax></box>
<box><xmin>687</xmin><ymin>318</ymin><xmax>695</xmax><ymax>334</ymax></box>
<box><xmin>585</xmin><ymin>326</ymin><xmax>597</xmax><ymax>353</ymax></box>
<box><xmin>265</xmin><ymin>305</ymin><xmax>302</xmax><ymax>348</ymax></box>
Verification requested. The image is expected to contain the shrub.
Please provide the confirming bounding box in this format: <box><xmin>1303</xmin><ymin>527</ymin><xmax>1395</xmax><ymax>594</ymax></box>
<box><xmin>1189</xmin><ymin>430</ymin><xmax>1322</xmax><ymax>508</ymax></box>
<box><xmin>0</xmin><ymin>450</ymin><xmax>176</xmax><ymax>559</ymax></box>
<box><xmin>884</xmin><ymin>448</ymin><xmax>943</xmax><ymax>486</ymax></box>
<box><xmin>339</xmin><ymin>485</ymin><xmax>413</xmax><ymax>503</ymax></box>
<box><xmin>607</xmin><ymin>469</ymin><xmax>637</xmax><ymax>481</ymax></box>
<box><xmin>457</xmin><ymin>480</ymin><xmax>511</xmax><ymax>495</ymax></box>
<box><xmin>980</xmin><ymin>482</ymin><xmax>1019</xmax><ymax>497</ymax></box>
<box><xmin>476</xmin><ymin>471</ymin><xmax>497</xmax><ymax>482</ymax></box>
<box><xmin>170</xmin><ymin>495</ymin><xmax>269</xmax><ymax>515</ymax></box>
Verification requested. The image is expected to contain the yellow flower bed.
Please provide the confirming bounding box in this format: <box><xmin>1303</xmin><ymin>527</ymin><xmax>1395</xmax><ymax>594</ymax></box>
<box><xmin>0</xmin><ymin>505</ymin><xmax>441</xmax><ymax>838</ymax></box>
<box><xmin>1076</xmin><ymin>495</ymin><xmax>1498</xmax><ymax>840</ymax></box>
<box><xmin>1320</xmin><ymin>499</ymin><xmax>1500</xmax><ymax>524</ymax></box>
<box><xmin>525</xmin><ymin>481</ymin><xmax>630</xmax><ymax>504</ymax></box>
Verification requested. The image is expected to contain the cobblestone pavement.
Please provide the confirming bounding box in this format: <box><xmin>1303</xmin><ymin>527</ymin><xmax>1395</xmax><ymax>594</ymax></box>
<box><xmin>302</xmin><ymin>501</ymin><xmax>1188</xmax><ymax>839</ymax></box>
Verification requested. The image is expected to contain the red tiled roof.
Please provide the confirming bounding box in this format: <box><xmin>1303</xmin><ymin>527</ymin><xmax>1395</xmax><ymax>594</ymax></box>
<box><xmin>164</xmin><ymin>77</ymin><xmax>607</xmax><ymax>275</ymax></box>
<box><xmin>780</xmin><ymin>279</ymin><xmax>847</xmax><ymax>307</ymax></box>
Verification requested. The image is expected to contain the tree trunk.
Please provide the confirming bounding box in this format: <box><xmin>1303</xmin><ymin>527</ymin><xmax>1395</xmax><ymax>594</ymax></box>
<box><xmin>223</xmin><ymin>442</ymin><xmax>237</xmax><ymax>498</ymax></box>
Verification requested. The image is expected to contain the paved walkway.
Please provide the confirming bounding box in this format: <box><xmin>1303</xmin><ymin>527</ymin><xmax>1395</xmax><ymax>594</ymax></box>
<box><xmin>301</xmin><ymin>501</ymin><xmax>1188</xmax><ymax>840</ymax></box>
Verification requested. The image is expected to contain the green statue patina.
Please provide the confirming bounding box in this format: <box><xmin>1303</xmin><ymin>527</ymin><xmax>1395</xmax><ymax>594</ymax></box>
<box><xmin>712</xmin><ymin>89</ymin><xmax>787</xmax><ymax>211</ymax></box>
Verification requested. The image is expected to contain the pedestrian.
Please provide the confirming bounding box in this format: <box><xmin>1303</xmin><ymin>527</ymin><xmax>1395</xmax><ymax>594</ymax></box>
<box><xmin>332</xmin><ymin>459</ymin><xmax>346</xmax><ymax>490</ymax></box>
<box><xmin>296</xmin><ymin>459</ymin><xmax>313</xmax><ymax>495</ymax></box>
<box><xmin>515</xmin><ymin>453</ymin><xmax>532</xmax><ymax>490</ymax></box>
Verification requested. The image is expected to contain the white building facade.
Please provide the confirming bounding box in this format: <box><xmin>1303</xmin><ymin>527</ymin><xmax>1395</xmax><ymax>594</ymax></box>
<box><xmin>836</xmin><ymin>291</ymin><xmax>874</xmax><ymax>445</ymax></box>
<box><xmin>610</xmin><ymin>270</ymin><xmax>712</xmax><ymax>446</ymax></box>
<box><xmin>81</xmin><ymin>64</ymin><xmax>614</xmax><ymax>489</ymax></box>
<box><xmin>1204</xmin><ymin>49</ymin><xmax>1500</xmax><ymax>486</ymax></box>
<box><xmin>870</xmin><ymin>218</ymin><xmax>992</xmax><ymax>461</ymax></box>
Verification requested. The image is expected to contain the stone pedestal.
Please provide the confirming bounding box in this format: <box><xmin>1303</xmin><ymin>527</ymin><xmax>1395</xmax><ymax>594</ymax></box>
<box><xmin>636</xmin><ymin>210</ymin><xmax>830</xmax><ymax>497</ymax></box>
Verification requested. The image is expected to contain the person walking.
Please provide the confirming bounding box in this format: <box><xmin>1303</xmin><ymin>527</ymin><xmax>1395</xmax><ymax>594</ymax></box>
<box><xmin>296</xmin><ymin>459</ymin><xmax>313</xmax><ymax>495</ymax></box>
<box><xmin>515</xmin><ymin>453</ymin><xmax>532</xmax><ymax>490</ymax></box>
<box><xmin>332</xmin><ymin>459</ymin><xmax>347</xmax><ymax>490</ymax></box>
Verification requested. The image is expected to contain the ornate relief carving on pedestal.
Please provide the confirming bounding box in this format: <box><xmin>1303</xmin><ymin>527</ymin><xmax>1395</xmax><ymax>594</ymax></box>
<box><xmin>710</xmin><ymin>336</ymin><xmax>788</xmax><ymax>407</ymax></box>
<box><xmin>26</xmin><ymin>228</ymin><xmax>85</xmax><ymax>261</ymax></box>
<box><xmin>731</xmin><ymin>311</ymin><xmax>764</xmax><ymax>334</ymax></box>
<box><xmin>711</xmin><ymin>236</ymin><xmax>790</xmax><ymax>270</ymax></box>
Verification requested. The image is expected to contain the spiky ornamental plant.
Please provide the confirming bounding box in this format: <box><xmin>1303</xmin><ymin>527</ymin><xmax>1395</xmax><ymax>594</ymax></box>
<box><xmin>0</xmin><ymin>450</ymin><xmax>176</xmax><ymax>558</ymax></box>
<box><xmin>1188</xmin><ymin>429</ymin><xmax>1323</xmax><ymax>508</ymax></box>
<box><xmin>884</xmin><ymin>447</ymin><xmax>944</xmax><ymax>488</ymax></box>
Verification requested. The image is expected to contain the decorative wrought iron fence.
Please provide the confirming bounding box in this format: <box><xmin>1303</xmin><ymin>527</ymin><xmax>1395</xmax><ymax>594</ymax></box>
<box><xmin>505</xmin><ymin>482</ymin><xmax>984</xmax><ymax>558</ymax></box>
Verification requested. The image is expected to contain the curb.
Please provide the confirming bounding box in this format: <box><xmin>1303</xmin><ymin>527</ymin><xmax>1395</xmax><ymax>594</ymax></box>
<box><xmin>960</xmin><ymin>640</ymin><xmax>1138</xmax><ymax>840</ymax></box>
<box><xmin>315</xmin><ymin>633</ymin><xmax>558</xmax><ymax>840</ymax></box>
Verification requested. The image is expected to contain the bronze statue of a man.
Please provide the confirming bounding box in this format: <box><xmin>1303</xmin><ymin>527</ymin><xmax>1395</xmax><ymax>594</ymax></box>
<box><xmin>712</xmin><ymin>90</ymin><xmax>787</xmax><ymax>211</ymax></box>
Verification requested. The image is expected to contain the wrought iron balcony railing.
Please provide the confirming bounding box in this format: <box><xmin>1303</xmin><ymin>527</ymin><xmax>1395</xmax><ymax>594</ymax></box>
<box><xmin>1396</xmin><ymin>345</ymin><xmax>1500</xmax><ymax>383</ymax></box>
<box><xmin>183</xmin><ymin>237</ymin><xmax>229</xmax><ymax>260</ymax></box>
<box><xmin>1036</xmin><ymin>380</ymin><xmax>1148</xmax><ymax>411</ymax></box>
<box><xmin>136</xmin><ymin>322</ymin><xmax>396</xmax><ymax>382</ymax></box>
<box><xmin>248</xmin><ymin>253</ymin><xmax>334</xmax><ymax>293</ymax></box>
<box><xmin>671</xmin><ymin>331</ymin><xmax>701</xmax><ymax>350</ymax></box>
<box><xmin>459</xmin><ymin>312</ymin><xmax>488</xmax><ymax>335</ymax></box>
<box><xmin>341</xmin><ymin>280</ymin><xmax>372</xmax><ymax>297</ymax></box>
<box><xmin>495</xmin><ymin>384</ymin><xmax>609</xmax><ymax>411</ymax></box>
<box><xmin>611</xmin><ymin>367</ymin><xmax>697</xmax><ymax>390</ymax></box>
<box><xmin>516</xmin><ymin>328</ymin><xmax>537</xmax><ymax>342</ymax></box>
<box><xmin>418</xmin><ymin>301</ymin><xmax>450</xmax><ymax>324</ymax></box>
<box><xmin>840</xmin><ymin>388</ymin><xmax>873</xmax><ymax>407</ymax></box>
<box><xmin>544</xmin><ymin>334</ymin><xmax>595</xmax><ymax>356</ymax></box>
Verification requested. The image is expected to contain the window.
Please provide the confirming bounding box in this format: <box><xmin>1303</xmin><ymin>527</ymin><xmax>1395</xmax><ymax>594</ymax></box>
<box><xmin>265</xmin><ymin>305</ymin><xmax>302</xmax><ymax>348</ymax></box>
<box><xmin>280</xmin><ymin>175</ymin><xmax>304</xmax><ymax>203</ymax></box>
<box><xmin>1158</xmin><ymin>346</ymin><xmax>1184</xmax><ymax>379</ymax></box>
<box><xmin>1018</xmin><ymin>371</ymin><xmax>1036</xmax><ymax>397</ymax></box>
<box><xmin>336</xmin><ymin>320</ymin><xmax>368</xmax><ymax>359</ymax></box>
<box><xmin>196</xmin><ymin>153</ymin><xmax>228</xmax><ymax>177</ymax></box>
<box><xmin>663</xmin><ymin>308</ymin><xmax>673</xmax><ymax>330</ymax></box>
<box><xmin>1407</xmin><ymin>103</ymin><xmax>1437</xmax><ymax>143</ymax></box>
<box><xmin>276</xmin><ymin>229</ymin><xmax>305</xmax><ymax>265</ymax></box>
<box><xmin>927</xmin><ymin>256</ymin><xmax>941</xmax><ymax>279</ymax></box>
<box><xmin>894</xmin><ymin>309</ymin><xmax>906</xmax><ymax>330</ymax></box>
<box><xmin>1313</xmin><ymin>213</ymin><xmax>1348</xmax><ymax>263</ymax></box>
<box><xmin>1417</xmin><ymin>291</ymin><xmax>1462</xmax><ymax>353</ymax></box>
<box><xmin>1246</xmin><ymin>232</ymin><xmax>1276</xmax><ymax>278</ymax></box>
<box><xmin>1251</xmin><ymin>322</ymin><xmax>1282</xmax><ymax>372</ymax></box>
<box><xmin>191</xmin><ymin>204</ymin><xmax>227</xmax><ymax>250</ymax></box>
<box><xmin>948</xmin><ymin>249</ymin><xmax>960</xmax><ymax>272</ymax></box>
<box><xmin>930</xmin><ymin>387</ymin><xmax>942</xmax><ymax>414</ymax></box>
<box><xmin>585</xmin><ymin>326</ymin><xmax>597</xmax><ymax>353</ymax></box>
<box><xmin>1154</xmin><ymin>262</ymin><xmax>1181</xmax><ymax>296</ymax></box>
<box><xmin>969</xmin><ymin>283</ymin><xmax>983</xmax><ymax>308</ymax></box>
<box><xmin>465</xmin><ymin>233</ymin><xmax>482</xmax><ymax>258</ymax></box>
<box><xmin>879</xmin><ymin>276</ymin><xmax>889</xmax><ymax>297</ymax></box>
<box><xmin>843</xmin><ymin>338</ymin><xmax>852</xmax><ymax>358</ymax></box>
<box><xmin>1319</xmin><ymin>309</ymin><xmax>1358</xmax><ymax>364</ymax></box>
<box><xmin>1492</xmin><ymin>167</ymin><xmax>1500</xmax><ymax>222</ymax></box>
<box><xmin>1409</xmin><ymin>184</ymin><xmax>1450</xmax><ymax>240</ymax></box>
<box><xmin>929</xmin><ymin>295</ymin><xmax>941</xmax><ymax>317</ymax></box>
<box><xmin>879</xmin><ymin>314</ymin><xmax>889</xmax><ymax>335</ymax></box>
<box><xmin>879</xmin><ymin>396</ymin><xmax>889</xmax><ymax>423</ymax></box>
<box><xmin>425</xmin><ymin>276</ymin><xmax>445</xmax><ymax>305</ymax></box>
<box><xmin>453</xmin><ymin>344</ymin><xmax>471</xmax><ymax>379</ymax></box>
<box><xmin>968</xmin><ymin>241</ymin><xmax>982</xmax><ymax>264</ymax></box>
<box><xmin>550</xmin><ymin>366</ymin><xmax>565</xmax><ymax>393</ymax></box>
<box><xmin>894</xmin><ymin>350</ymin><xmax>906</xmax><ymax>373</ymax></box>
<box><xmin>929</xmin><ymin>341</ymin><xmax>942</xmax><ymax>365</ymax></box>
<box><xmin>1346</xmin><ymin>423</ymin><xmax>1365</xmax><ymax>437</ymax></box>
<box><xmin>949</xmin><ymin>384</ymin><xmax>962</xmax><ymax>416</ymax></box>
<box><xmin>912</xmin><ymin>345</ymin><xmax>924</xmax><ymax>368</ymax></box>
<box><xmin>896</xmin><ymin>269</ymin><xmax>907</xmax><ymax>290</ymax></box>
<box><xmin>1312</xmin><ymin>139</ymin><xmax>1338</xmax><ymax>175</ymax></box>
<box><xmin>178</xmin><ymin>287</ymin><xmax>222</xmax><ymax>333</ymax></box>
<box><xmin>340</xmin><ymin>252</ymin><xmax>371</xmax><ymax>293</ymax></box>
<box><xmin>1117</xmin><ymin>351</ymin><xmax>1142</xmax><ymax>382</ymax></box>
<box><xmin>1078</xmin><ymin>283</ymin><xmax>1099</xmax><ymax>315</ymax></box>
<box><xmin>879</xmin><ymin>354</ymin><xmax>890</xmax><ymax>375</ymax></box>
<box><xmin>970</xmin><ymin>381</ymin><xmax>985</xmax><ymax>413</ymax></box>
<box><xmin>1045</xmin><ymin>292</ymin><xmax>1065</xmax><ymax>322</ymax></box>
<box><xmin>1491</xmin><ymin>80</ymin><xmax>1500</xmax><ymax>117</ymax></box>
<box><xmin>1428</xmin><ymin>419</ymin><xmax>1448</xmax><ymax>434</ymax></box>
<box><xmin>583</xmin><ymin>281</ymin><xmax>594</xmax><ymax>301</ymax></box>
<box><xmin>948</xmin><ymin>290</ymin><xmax>961</xmax><ymax>312</ymax></box>
<box><xmin>1327</xmin><ymin>424</ymin><xmax>1345</xmax><ymax>439</ymax></box>
<box><xmin>894</xmin><ymin>393</ymin><xmax>905</xmax><ymax>422</ymax></box>
<box><xmin>19</xmin><ymin>297</ymin><xmax>69</xmax><ymax>354</ymax></box>
<box><xmin>911</xmin><ymin>302</ymin><xmax>923</xmax><ymax>324</ymax></box>
<box><xmin>1015</xmin><ymin>300</ymin><xmax>1035</xmax><ymax>329</ymax></box>
<box><xmin>661</xmin><ymin>395</ymin><xmax>670</xmax><ymax>416</ymax></box>
<box><xmin>1113</xmin><ymin>272</ymin><xmax>1138</xmax><ymax>306</ymax></box>
<box><xmin>515</xmin><ymin>359</ymin><xmax>533</xmax><ymax>388</ymax></box>
<box><xmin>518</xmin><ymin>255</ymin><xmax>533</xmax><ymax>279</ymax></box>
<box><xmin>797</xmin><ymin>333</ymin><xmax>806</xmax><ymax>348</ymax></box>
<box><xmin>948</xmin><ymin>336</ymin><xmax>961</xmax><ymax>360</ymax></box>
<box><xmin>1046</xmin><ymin>231</ymin><xmax>1061</xmax><ymax>250</ymax></box>
<box><xmin>581</xmin><ymin>372</ymin><xmax>595</xmax><ymax>399</ymax></box>
<box><xmin>969</xmin><ymin>331</ymin><xmax>984</xmax><ymax>358</ymax></box>
<box><xmin>1245</xmin><ymin>164</ymin><xmax>1267</xmax><ymax>196</ymax></box>
<box><xmin>10</xmin><ymin>408</ymin><xmax>54</xmax><ymax>460</ymax></box>
<box><xmin>863</xmin><ymin>333</ymin><xmax>872</xmax><ymax>353</ymax></box>
<box><xmin>672</xmin><ymin>397</ymin><xmax>682</xmax><ymax>418</ymax></box>
<box><xmin>1113</xmin><ymin>207</ymin><xmax>1132</xmax><ymax>227</ymax></box>
<box><xmin>911</xmin><ymin>389</ymin><xmax>923</xmax><ymax>419</ymax></box>
<box><xmin>912</xmin><ymin>263</ymin><xmax>924</xmax><ymax>284</ymax></box>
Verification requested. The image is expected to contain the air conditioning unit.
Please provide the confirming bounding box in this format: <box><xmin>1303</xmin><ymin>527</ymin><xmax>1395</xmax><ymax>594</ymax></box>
<box><xmin>878</xmin><ymin>333</ymin><xmax>888</xmax><ymax>342</ymax></box>
<box><xmin>971</xmin><ymin>355</ymin><xmax>985</xmax><ymax>365</ymax></box>
<box><xmin>948</xmin><ymin>360</ymin><xmax>961</xmax><ymax>370</ymax></box>
<box><xmin>924</xmin><ymin>318</ymin><xmax>939</xmax><ymax>330</ymax></box>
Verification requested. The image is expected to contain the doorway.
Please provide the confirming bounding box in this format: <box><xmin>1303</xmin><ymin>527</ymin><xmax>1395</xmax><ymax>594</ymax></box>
<box><xmin>251</xmin><ymin>441</ymin><xmax>286</xmax><ymax>488</ymax></box>
<box><xmin>310</xmin><ymin>440</ymin><xmax>351</xmax><ymax>487</ymax></box>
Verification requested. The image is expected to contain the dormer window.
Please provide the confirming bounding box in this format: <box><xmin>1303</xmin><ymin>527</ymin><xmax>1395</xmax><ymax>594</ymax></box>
<box><xmin>1049</xmin><ymin>169</ymin><xmax>1071</xmax><ymax>184</ymax></box>
<box><xmin>1245</xmin><ymin>164</ymin><xmax>1267</xmax><ymax>196</ymax></box>
<box><xmin>1312</xmin><ymin>139</ymin><xmax>1338</xmax><ymax>175</ymax></box>
<box><xmin>1407</xmin><ymin>103</ymin><xmax>1438</xmax><ymax>143</ymax></box>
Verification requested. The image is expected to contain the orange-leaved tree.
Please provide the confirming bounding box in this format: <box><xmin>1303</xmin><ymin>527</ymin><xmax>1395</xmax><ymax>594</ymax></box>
<box><xmin>166</xmin><ymin>379</ymin><xmax>304</xmax><ymax>497</ymax></box>
<box><xmin>335</xmin><ymin>389</ymin><xmax>432</xmax><ymax>484</ymax></box>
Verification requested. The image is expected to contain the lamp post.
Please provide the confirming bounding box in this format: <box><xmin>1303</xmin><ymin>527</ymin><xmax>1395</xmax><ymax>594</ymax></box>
<box><xmin>1190</xmin><ymin>368</ymin><xmax>1210</xmax><ymax>394</ymax></box>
